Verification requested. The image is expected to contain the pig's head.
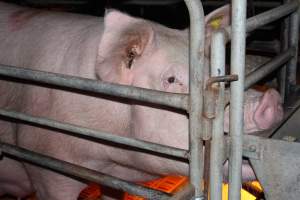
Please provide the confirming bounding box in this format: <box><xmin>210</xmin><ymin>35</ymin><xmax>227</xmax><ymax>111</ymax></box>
<box><xmin>95</xmin><ymin>7</ymin><xmax>283</xmax><ymax>175</ymax></box>
<box><xmin>96</xmin><ymin>11</ymin><xmax>190</xmax><ymax>175</ymax></box>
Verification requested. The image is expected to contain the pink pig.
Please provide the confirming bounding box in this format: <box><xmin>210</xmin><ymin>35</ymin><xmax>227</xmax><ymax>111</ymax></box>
<box><xmin>0</xmin><ymin>2</ymin><xmax>283</xmax><ymax>200</ymax></box>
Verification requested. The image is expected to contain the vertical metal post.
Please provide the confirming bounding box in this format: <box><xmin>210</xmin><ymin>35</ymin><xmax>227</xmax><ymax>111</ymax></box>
<box><xmin>209</xmin><ymin>31</ymin><xmax>226</xmax><ymax>200</ymax></box>
<box><xmin>183</xmin><ymin>0</ymin><xmax>205</xmax><ymax>199</ymax></box>
<box><xmin>286</xmin><ymin>1</ymin><xmax>299</xmax><ymax>97</ymax></box>
<box><xmin>279</xmin><ymin>0</ymin><xmax>289</xmax><ymax>103</ymax></box>
<box><xmin>228</xmin><ymin>0</ymin><xmax>247</xmax><ymax>199</ymax></box>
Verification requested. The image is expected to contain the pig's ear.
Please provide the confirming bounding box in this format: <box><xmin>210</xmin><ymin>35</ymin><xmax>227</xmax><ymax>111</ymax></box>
<box><xmin>253</xmin><ymin>89</ymin><xmax>284</xmax><ymax>130</ymax></box>
<box><xmin>96</xmin><ymin>10</ymin><xmax>154</xmax><ymax>85</ymax></box>
<box><xmin>204</xmin><ymin>5</ymin><xmax>231</xmax><ymax>56</ymax></box>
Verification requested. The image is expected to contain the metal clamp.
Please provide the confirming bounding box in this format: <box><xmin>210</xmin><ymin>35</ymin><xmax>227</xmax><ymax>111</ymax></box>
<box><xmin>202</xmin><ymin>74</ymin><xmax>238</xmax><ymax>140</ymax></box>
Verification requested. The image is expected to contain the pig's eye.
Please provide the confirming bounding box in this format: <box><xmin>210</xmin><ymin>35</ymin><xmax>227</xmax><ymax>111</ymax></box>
<box><xmin>167</xmin><ymin>76</ymin><xmax>176</xmax><ymax>84</ymax></box>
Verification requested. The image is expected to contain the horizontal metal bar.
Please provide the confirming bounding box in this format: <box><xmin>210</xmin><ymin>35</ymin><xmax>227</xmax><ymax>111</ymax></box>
<box><xmin>224</xmin><ymin>136</ymin><xmax>261</xmax><ymax>160</ymax></box>
<box><xmin>247</xmin><ymin>40</ymin><xmax>281</xmax><ymax>54</ymax></box>
<box><xmin>0</xmin><ymin>108</ymin><xmax>189</xmax><ymax>159</ymax></box>
<box><xmin>203</xmin><ymin>1</ymin><xmax>281</xmax><ymax>8</ymax></box>
<box><xmin>0</xmin><ymin>142</ymin><xmax>170</xmax><ymax>199</ymax></box>
<box><xmin>206</xmin><ymin>74</ymin><xmax>238</xmax><ymax>89</ymax></box>
<box><xmin>26</xmin><ymin>0</ymin><xmax>87</xmax><ymax>5</ymax></box>
<box><xmin>247</xmin><ymin>0</ymin><xmax>299</xmax><ymax>33</ymax></box>
<box><xmin>225</xmin><ymin>0</ymin><xmax>299</xmax><ymax>38</ymax></box>
<box><xmin>0</xmin><ymin>64</ymin><xmax>188</xmax><ymax>111</ymax></box>
<box><xmin>245</xmin><ymin>47</ymin><xmax>295</xmax><ymax>90</ymax></box>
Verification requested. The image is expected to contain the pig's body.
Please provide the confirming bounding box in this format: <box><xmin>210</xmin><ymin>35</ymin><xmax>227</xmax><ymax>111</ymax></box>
<box><xmin>0</xmin><ymin>3</ymin><xmax>135</xmax><ymax>199</ymax></box>
<box><xmin>0</xmin><ymin>2</ymin><xmax>283</xmax><ymax>200</ymax></box>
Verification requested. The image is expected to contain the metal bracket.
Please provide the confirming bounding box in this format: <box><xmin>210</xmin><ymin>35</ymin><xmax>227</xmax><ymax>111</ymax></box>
<box><xmin>224</xmin><ymin>135</ymin><xmax>262</xmax><ymax>160</ymax></box>
<box><xmin>203</xmin><ymin>74</ymin><xmax>238</xmax><ymax>120</ymax></box>
<box><xmin>206</xmin><ymin>74</ymin><xmax>238</xmax><ymax>89</ymax></box>
<box><xmin>202</xmin><ymin>74</ymin><xmax>238</xmax><ymax>140</ymax></box>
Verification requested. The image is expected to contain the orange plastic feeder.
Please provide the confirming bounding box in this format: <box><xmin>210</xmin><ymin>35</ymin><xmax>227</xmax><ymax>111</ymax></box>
<box><xmin>123</xmin><ymin>175</ymin><xmax>188</xmax><ymax>200</ymax></box>
<box><xmin>78</xmin><ymin>183</ymin><xmax>102</xmax><ymax>200</ymax></box>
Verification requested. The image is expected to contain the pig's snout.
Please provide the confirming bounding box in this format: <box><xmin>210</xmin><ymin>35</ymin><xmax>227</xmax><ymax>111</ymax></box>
<box><xmin>253</xmin><ymin>89</ymin><xmax>283</xmax><ymax>130</ymax></box>
<box><xmin>224</xmin><ymin>88</ymin><xmax>283</xmax><ymax>134</ymax></box>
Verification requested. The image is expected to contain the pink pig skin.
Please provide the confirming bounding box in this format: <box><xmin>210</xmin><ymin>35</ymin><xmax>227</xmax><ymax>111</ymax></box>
<box><xmin>0</xmin><ymin>2</ymin><xmax>283</xmax><ymax>200</ymax></box>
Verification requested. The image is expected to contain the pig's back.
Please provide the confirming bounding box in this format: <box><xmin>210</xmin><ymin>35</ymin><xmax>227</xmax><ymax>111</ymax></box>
<box><xmin>0</xmin><ymin>2</ymin><xmax>105</xmax><ymax>139</ymax></box>
<box><xmin>0</xmin><ymin>2</ymin><xmax>104</xmax><ymax>77</ymax></box>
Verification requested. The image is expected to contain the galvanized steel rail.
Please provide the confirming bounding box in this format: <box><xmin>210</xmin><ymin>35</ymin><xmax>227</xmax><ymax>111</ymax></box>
<box><xmin>286</xmin><ymin>0</ymin><xmax>299</xmax><ymax>97</ymax></box>
<box><xmin>228</xmin><ymin>1</ymin><xmax>247</xmax><ymax>199</ymax></box>
<box><xmin>224</xmin><ymin>0</ymin><xmax>299</xmax><ymax>37</ymax></box>
<box><xmin>0</xmin><ymin>64</ymin><xmax>188</xmax><ymax>111</ymax></box>
<box><xmin>0</xmin><ymin>109</ymin><xmax>189</xmax><ymax>159</ymax></box>
<box><xmin>245</xmin><ymin>48</ymin><xmax>295</xmax><ymax>90</ymax></box>
<box><xmin>0</xmin><ymin>142</ymin><xmax>170</xmax><ymax>200</ymax></box>
<box><xmin>183</xmin><ymin>0</ymin><xmax>206</xmax><ymax>199</ymax></box>
<box><xmin>209</xmin><ymin>31</ymin><xmax>226</xmax><ymax>200</ymax></box>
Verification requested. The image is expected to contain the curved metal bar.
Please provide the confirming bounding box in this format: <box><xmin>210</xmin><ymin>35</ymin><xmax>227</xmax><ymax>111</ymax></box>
<box><xmin>183</xmin><ymin>0</ymin><xmax>205</xmax><ymax>199</ymax></box>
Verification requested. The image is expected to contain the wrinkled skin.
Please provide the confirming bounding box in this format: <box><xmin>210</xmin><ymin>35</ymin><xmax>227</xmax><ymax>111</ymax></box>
<box><xmin>0</xmin><ymin>2</ymin><xmax>283</xmax><ymax>200</ymax></box>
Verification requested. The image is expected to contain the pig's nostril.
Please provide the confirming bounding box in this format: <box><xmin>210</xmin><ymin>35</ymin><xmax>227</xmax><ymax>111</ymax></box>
<box><xmin>168</xmin><ymin>76</ymin><xmax>175</xmax><ymax>84</ymax></box>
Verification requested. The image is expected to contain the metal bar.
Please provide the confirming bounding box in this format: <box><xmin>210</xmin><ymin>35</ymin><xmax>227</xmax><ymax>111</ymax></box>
<box><xmin>228</xmin><ymin>0</ymin><xmax>247</xmax><ymax>199</ymax></box>
<box><xmin>224</xmin><ymin>0</ymin><xmax>299</xmax><ymax>38</ymax></box>
<box><xmin>286</xmin><ymin>1</ymin><xmax>299</xmax><ymax>97</ymax></box>
<box><xmin>206</xmin><ymin>75</ymin><xmax>238</xmax><ymax>88</ymax></box>
<box><xmin>0</xmin><ymin>64</ymin><xmax>188</xmax><ymax>111</ymax></box>
<box><xmin>203</xmin><ymin>1</ymin><xmax>280</xmax><ymax>9</ymax></box>
<box><xmin>245</xmin><ymin>48</ymin><xmax>295</xmax><ymax>90</ymax></box>
<box><xmin>247</xmin><ymin>0</ymin><xmax>298</xmax><ymax>34</ymax></box>
<box><xmin>183</xmin><ymin>0</ymin><xmax>205</xmax><ymax>199</ymax></box>
<box><xmin>247</xmin><ymin>40</ymin><xmax>280</xmax><ymax>54</ymax></box>
<box><xmin>279</xmin><ymin>0</ymin><xmax>289</xmax><ymax>103</ymax></box>
<box><xmin>0</xmin><ymin>108</ymin><xmax>188</xmax><ymax>159</ymax></box>
<box><xmin>26</xmin><ymin>0</ymin><xmax>87</xmax><ymax>5</ymax></box>
<box><xmin>0</xmin><ymin>142</ymin><xmax>170</xmax><ymax>199</ymax></box>
<box><xmin>169</xmin><ymin>184</ymin><xmax>195</xmax><ymax>200</ymax></box>
<box><xmin>209</xmin><ymin>31</ymin><xmax>226</xmax><ymax>200</ymax></box>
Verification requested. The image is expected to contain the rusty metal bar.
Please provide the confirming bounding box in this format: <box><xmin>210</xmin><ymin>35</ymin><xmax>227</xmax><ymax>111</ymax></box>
<box><xmin>0</xmin><ymin>64</ymin><xmax>189</xmax><ymax>111</ymax></box>
<box><xmin>0</xmin><ymin>142</ymin><xmax>170</xmax><ymax>199</ymax></box>
<box><xmin>0</xmin><ymin>108</ymin><xmax>189</xmax><ymax>159</ymax></box>
<box><xmin>183</xmin><ymin>0</ymin><xmax>205</xmax><ymax>199</ymax></box>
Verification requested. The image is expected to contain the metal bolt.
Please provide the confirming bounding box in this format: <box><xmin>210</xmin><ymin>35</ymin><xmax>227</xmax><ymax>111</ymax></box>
<box><xmin>249</xmin><ymin>145</ymin><xmax>257</xmax><ymax>152</ymax></box>
<box><xmin>282</xmin><ymin>136</ymin><xmax>297</xmax><ymax>142</ymax></box>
